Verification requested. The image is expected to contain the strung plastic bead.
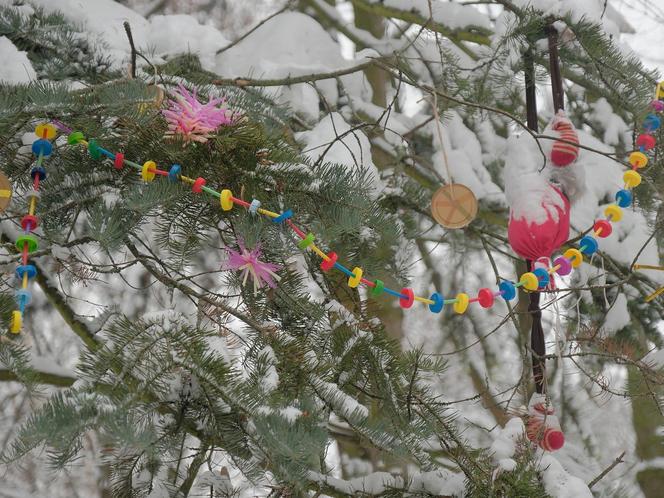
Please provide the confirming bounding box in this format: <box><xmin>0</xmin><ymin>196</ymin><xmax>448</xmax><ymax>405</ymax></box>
<box><xmin>220</xmin><ymin>189</ymin><xmax>234</xmax><ymax>211</ymax></box>
<box><xmin>10</xmin><ymin>310</ymin><xmax>22</xmax><ymax>334</ymax></box>
<box><xmin>273</xmin><ymin>209</ymin><xmax>293</xmax><ymax>223</ymax></box>
<box><xmin>21</xmin><ymin>214</ymin><xmax>38</xmax><ymax>231</ymax></box>
<box><xmin>15</xmin><ymin>289</ymin><xmax>31</xmax><ymax>308</ymax></box>
<box><xmin>533</xmin><ymin>268</ymin><xmax>550</xmax><ymax>289</ymax></box>
<box><xmin>579</xmin><ymin>235</ymin><xmax>598</xmax><ymax>256</ymax></box>
<box><xmin>593</xmin><ymin>219</ymin><xmax>612</xmax><ymax>238</ymax></box>
<box><xmin>643</xmin><ymin>113</ymin><xmax>661</xmax><ymax>132</ymax></box>
<box><xmin>553</xmin><ymin>256</ymin><xmax>572</xmax><ymax>276</ymax></box>
<box><xmin>192</xmin><ymin>177</ymin><xmax>206</xmax><ymax>193</ymax></box>
<box><xmin>32</xmin><ymin>139</ymin><xmax>52</xmax><ymax>157</ymax></box>
<box><xmin>563</xmin><ymin>248</ymin><xmax>583</xmax><ymax>268</ymax></box>
<box><xmin>30</xmin><ymin>166</ymin><xmax>47</xmax><ymax>181</ymax></box>
<box><xmin>26</xmin><ymin>189</ymin><xmax>40</xmax><ymax>201</ymax></box>
<box><xmin>168</xmin><ymin>164</ymin><xmax>181</xmax><ymax>182</ymax></box>
<box><xmin>429</xmin><ymin>292</ymin><xmax>443</xmax><ymax>313</ymax></box>
<box><xmin>477</xmin><ymin>288</ymin><xmax>494</xmax><ymax>308</ymax></box>
<box><xmin>88</xmin><ymin>139</ymin><xmax>102</xmax><ymax>160</ymax></box>
<box><xmin>67</xmin><ymin>131</ymin><xmax>85</xmax><ymax>144</ymax></box>
<box><xmin>604</xmin><ymin>204</ymin><xmax>623</xmax><ymax>222</ymax></box>
<box><xmin>348</xmin><ymin>267</ymin><xmax>363</xmax><ymax>288</ymax></box>
<box><xmin>249</xmin><ymin>199</ymin><xmax>261</xmax><ymax>215</ymax></box>
<box><xmin>399</xmin><ymin>288</ymin><xmax>415</xmax><ymax>309</ymax></box>
<box><xmin>453</xmin><ymin>293</ymin><xmax>469</xmax><ymax>314</ymax></box>
<box><xmin>114</xmin><ymin>152</ymin><xmax>124</xmax><ymax>170</ymax></box>
<box><xmin>651</xmin><ymin>100</ymin><xmax>664</xmax><ymax>112</ymax></box>
<box><xmin>623</xmin><ymin>170</ymin><xmax>641</xmax><ymax>188</ymax></box>
<box><xmin>635</xmin><ymin>134</ymin><xmax>656</xmax><ymax>150</ymax></box>
<box><xmin>320</xmin><ymin>252</ymin><xmax>338</xmax><ymax>272</ymax></box>
<box><xmin>141</xmin><ymin>161</ymin><xmax>156</xmax><ymax>182</ymax></box>
<box><xmin>35</xmin><ymin>123</ymin><xmax>56</xmax><ymax>140</ymax></box>
<box><xmin>15</xmin><ymin>234</ymin><xmax>38</xmax><ymax>253</ymax></box>
<box><xmin>15</xmin><ymin>264</ymin><xmax>37</xmax><ymax>280</ymax></box>
<box><xmin>629</xmin><ymin>151</ymin><xmax>648</xmax><ymax>169</ymax></box>
<box><xmin>615</xmin><ymin>189</ymin><xmax>632</xmax><ymax>208</ymax></box>
<box><xmin>499</xmin><ymin>281</ymin><xmax>516</xmax><ymax>301</ymax></box>
<box><xmin>371</xmin><ymin>279</ymin><xmax>385</xmax><ymax>297</ymax></box>
<box><xmin>520</xmin><ymin>272</ymin><xmax>539</xmax><ymax>291</ymax></box>
<box><xmin>297</xmin><ymin>233</ymin><xmax>315</xmax><ymax>250</ymax></box>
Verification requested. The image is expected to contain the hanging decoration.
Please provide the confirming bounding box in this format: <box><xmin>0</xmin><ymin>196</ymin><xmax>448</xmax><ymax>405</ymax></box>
<box><xmin>549</xmin><ymin>112</ymin><xmax>580</xmax><ymax>167</ymax></box>
<box><xmin>525</xmin><ymin>393</ymin><xmax>564</xmax><ymax>451</ymax></box>
<box><xmin>162</xmin><ymin>84</ymin><xmax>235</xmax><ymax>143</ymax></box>
<box><xmin>222</xmin><ymin>239</ymin><xmax>281</xmax><ymax>294</ymax></box>
<box><xmin>430</xmin><ymin>183</ymin><xmax>478</xmax><ymax>229</ymax></box>
<box><xmin>9</xmin><ymin>123</ymin><xmax>56</xmax><ymax>333</ymax></box>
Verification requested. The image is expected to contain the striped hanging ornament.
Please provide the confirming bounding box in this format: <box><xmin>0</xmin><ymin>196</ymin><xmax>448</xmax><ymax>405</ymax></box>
<box><xmin>549</xmin><ymin>112</ymin><xmax>579</xmax><ymax>167</ymax></box>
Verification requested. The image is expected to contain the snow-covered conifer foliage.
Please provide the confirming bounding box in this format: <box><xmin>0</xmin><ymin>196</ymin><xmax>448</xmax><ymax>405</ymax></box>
<box><xmin>0</xmin><ymin>0</ymin><xmax>663</xmax><ymax>496</ymax></box>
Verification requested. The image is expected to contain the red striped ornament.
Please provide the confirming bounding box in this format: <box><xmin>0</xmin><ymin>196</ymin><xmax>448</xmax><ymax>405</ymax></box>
<box><xmin>550</xmin><ymin>115</ymin><xmax>579</xmax><ymax>167</ymax></box>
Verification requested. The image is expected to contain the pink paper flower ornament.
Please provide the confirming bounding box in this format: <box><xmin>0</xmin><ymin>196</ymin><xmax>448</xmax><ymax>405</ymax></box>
<box><xmin>222</xmin><ymin>240</ymin><xmax>281</xmax><ymax>294</ymax></box>
<box><xmin>162</xmin><ymin>84</ymin><xmax>234</xmax><ymax>143</ymax></box>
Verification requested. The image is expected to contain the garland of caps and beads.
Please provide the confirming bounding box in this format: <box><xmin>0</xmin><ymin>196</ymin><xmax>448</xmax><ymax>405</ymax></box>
<box><xmin>7</xmin><ymin>83</ymin><xmax>664</xmax><ymax>333</ymax></box>
<box><xmin>9</xmin><ymin>124</ymin><xmax>56</xmax><ymax>333</ymax></box>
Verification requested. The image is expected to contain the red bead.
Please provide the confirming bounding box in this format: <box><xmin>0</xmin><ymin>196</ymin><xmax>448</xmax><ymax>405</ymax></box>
<box><xmin>113</xmin><ymin>152</ymin><xmax>124</xmax><ymax>170</ymax></box>
<box><xmin>399</xmin><ymin>288</ymin><xmax>414</xmax><ymax>308</ymax></box>
<box><xmin>477</xmin><ymin>288</ymin><xmax>494</xmax><ymax>308</ymax></box>
<box><xmin>21</xmin><ymin>215</ymin><xmax>38</xmax><ymax>231</ymax></box>
<box><xmin>635</xmin><ymin>133</ymin><xmax>656</xmax><ymax>150</ymax></box>
<box><xmin>320</xmin><ymin>252</ymin><xmax>337</xmax><ymax>272</ymax></box>
<box><xmin>542</xmin><ymin>429</ymin><xmax>565</xmax><ymax>451</ymax></box>
<box><xmin>192</xmin><ymin>177</ymin><xmax>206</xmax><ymax>193</ymax></box>
<box><xmin>593</xmin><ymin>219</ymin><xmax>612</xmax><ymax>238</ymax></box>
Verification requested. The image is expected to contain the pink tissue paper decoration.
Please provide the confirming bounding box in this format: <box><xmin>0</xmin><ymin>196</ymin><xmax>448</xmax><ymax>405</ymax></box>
<box><xmin>508</xmin><ymin>184</ymin><xmax>570</xmax><ymax>262</ymax></box>
<box><xmin>222</xmin><ymin>240</ymin><xmax>281</xmax><ymax>294</ymax></box>
<box><xmin>162</xmin><ymin>84</ymin><xmax>234</xmax><ymax>143</ymax></box>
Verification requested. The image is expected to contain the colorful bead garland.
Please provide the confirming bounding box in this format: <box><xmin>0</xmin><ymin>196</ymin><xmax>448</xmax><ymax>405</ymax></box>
<box><xmin>9</xmin><ymin>123</ymin><xmax>56</xmax><ymax>333</ymax></box>
<box><xmin>8</xmin><ymin>84</ymin><xmax>662</xmax><ymax>332</ymax></box>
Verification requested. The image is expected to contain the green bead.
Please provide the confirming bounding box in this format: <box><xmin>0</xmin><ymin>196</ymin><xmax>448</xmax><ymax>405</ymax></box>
<box><xmin>16</xmin><ymin>234</ymin><xmax>38</xmax><ymax>253</ymax></box>
<box><xmin>371</xmin><ymin>279</ymin><xmax>384</xmax><ymax>297</ymax></box>
<box><xmin>67</xmin><ymin>131</ymin><xmax>85</xmax><ymax>145</ymax></box>
<box><xmin>88</xmin><ymin>139</ymin><xmax>102</xmax><ymax>160</ymax></box>
<box><xmin>297</xmin><ymin>233</ymin><xmax>315</xmax><ymax>250</ymax></box>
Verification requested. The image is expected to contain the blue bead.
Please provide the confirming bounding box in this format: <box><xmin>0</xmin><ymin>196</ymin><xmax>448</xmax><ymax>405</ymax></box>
<box><xmin>644</xmin><ymin>114</ymin><xmax>661</xmax><ymax>132</ymax></box>
<box><xmin>30</xmin><ymin>166</ymin><xmax>47</xmax><ymax>181</ymax></box>
<box><xmin>615</xmin><ymin>189</ymin><xmax>632</xmax><ymax>208</ymax></box>
<box><xmin>579</xmin><ymin>235</ymin><xmax>598</xmax><ymax>255</ymax></box>
<box><xmin>273</xmin><ymin>209</ymin><xmax>293</xmax><ymax>223</ymax></box>
<box><xmin>533</xmin><ymin>268</ymin><xmax>550</xmax><ymax>288</ymax></box>
<box><xmin>429</xmin><ymin>292</ymin><xmax>444</xmax><ymax>313</ymax></box>
<box><xmin>249</xmin><ymin>199</ymin><xmax>261</xmax><ymax>215</ymax></box>
<box><xmin>499</xmin><ymin>281</ymin><xmax>516</xmax><ymax>301</ymax></box>
<box><xmin>15</xmin><ymin>289</ymin><xmax>31</xmax><ymax>311</ymax></box>
<box><xmin>168</xmin><ymin>164</ymin><xmax>181</xmax><ymax>182</ymax></box>
<box><xmin>15</xmin><ymin>264</ymin><xmax>37</xmax><ymax>280</ymax></box>
<box><xmin>32</xmin><ymin>139</ymin><xmax>52</xmax><ymax>157</ymax></box>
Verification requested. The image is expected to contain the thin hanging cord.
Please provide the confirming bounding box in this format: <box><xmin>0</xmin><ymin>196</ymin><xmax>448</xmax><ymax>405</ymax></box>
<box><xmin>431</xmin><ymin>92</ymin><xmax>455</xmax><ymax>197</ymax></box>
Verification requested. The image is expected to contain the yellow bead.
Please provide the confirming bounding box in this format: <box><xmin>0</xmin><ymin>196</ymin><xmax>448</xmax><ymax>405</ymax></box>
<box><xmin>35</xmin><ymin>123</ymin><xmax>57</xmax><ymax>140</ymax></box>
<box><xmin>520</xmin><ymin>272</ymin><xmax>539</xmax><ymax>291</ymax></box>
<box><xmin>141</xmin><ymin>161</ymin><xmax>156</xmax><ymax>182</ymax></box>
<box><xmin>348</xmin><ymin>267</ymin><xmax>363</xmax><ymax>288</ymax></box>
<box><xmin>10</xmin><ymin>310</ymin><xmax>22</xmax><ymax>334</ymax></box>
<box><xmin>563</xmin><ymin>248</ymin><xmax>583</xmax><ymax>268</ymax></box>
<box><xmin>629</xmin><ymin>151</ymin><xmax>648</xmax><ymax>169</ymax></box>
<box><xmin>453</xmin><ymin>293</ymin><xmax>469</xmax><ymax>314</ymax></box>
<box><xmin>623</xmin><ymin>170</ymin><xmax>641</xmax><ymax>188</ymax></box>
<box><xmin>220</xmin><ymin>189</ymin><xmax>233</xmax><ymax>211</ymax></box>
<box><xmin>604</xmin><ymin>204</ymin><xmax>623</xmax><ymax>222</ymax></box>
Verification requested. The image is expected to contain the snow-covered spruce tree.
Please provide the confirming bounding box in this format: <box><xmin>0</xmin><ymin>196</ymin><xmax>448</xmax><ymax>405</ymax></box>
<box><xmin>0</xmin><ymin>0</ymin><xmax>663</xmax><ymax>497</ymax></box>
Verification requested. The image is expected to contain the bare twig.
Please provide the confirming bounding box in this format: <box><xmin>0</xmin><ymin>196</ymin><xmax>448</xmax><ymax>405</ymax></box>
<box><xmin>588</xmin><ymin>451</ymin><xmax>626</xmax><ymax>488</ymax></box>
